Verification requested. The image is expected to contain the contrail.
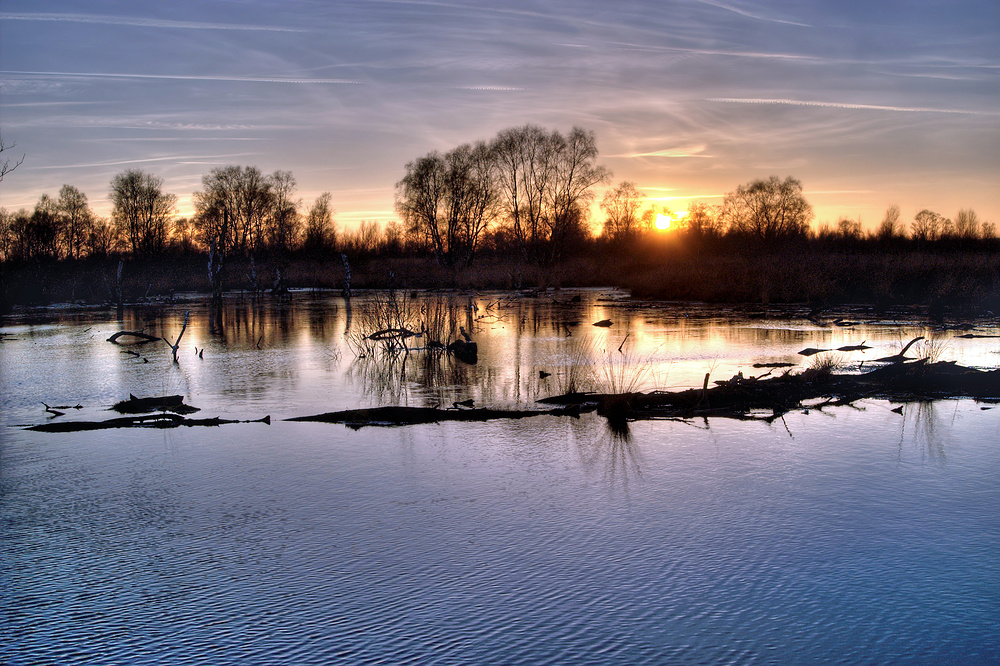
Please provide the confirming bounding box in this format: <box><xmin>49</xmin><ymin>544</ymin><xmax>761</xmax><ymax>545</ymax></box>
<box><xmin>0</xmin><ymin>12</ymin><xmax>304</xmax><ymax>32</ymax></box>
<box><xmin>708</xmin><ymin>97</ymin><xmax>995</xmax><ymax>116</ymax></box>
<box><xmin>2</xmin><ymin>71</ymin><xmax>360</xmax><ymax>85</ymax></box>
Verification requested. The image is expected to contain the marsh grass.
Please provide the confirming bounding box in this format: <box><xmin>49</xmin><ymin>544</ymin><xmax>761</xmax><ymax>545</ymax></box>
<box><xmin>912</xmin><ymin>337</ymin><xmax>951</xmax><ymax>363</ymax></box>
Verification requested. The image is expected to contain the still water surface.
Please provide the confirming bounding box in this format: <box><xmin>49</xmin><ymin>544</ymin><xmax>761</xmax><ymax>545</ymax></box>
<box><xmin>2</xmin><ymin>290</ymin><xmax>999</xmax><ymax>664</ymax></box>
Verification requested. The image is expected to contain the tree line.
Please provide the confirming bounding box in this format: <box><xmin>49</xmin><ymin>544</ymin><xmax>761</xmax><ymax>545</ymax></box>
<box><xmin>1</xmin><ymin>125</ymin><xmax>995</xmax><ymax>266</ymax></box>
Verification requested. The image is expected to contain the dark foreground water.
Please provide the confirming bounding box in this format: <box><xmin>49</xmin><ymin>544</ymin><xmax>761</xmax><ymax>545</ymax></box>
<box><xmin>2</xmin><ymin>291</ymin><xmax>999</xmax><ymax>664</ymax></box>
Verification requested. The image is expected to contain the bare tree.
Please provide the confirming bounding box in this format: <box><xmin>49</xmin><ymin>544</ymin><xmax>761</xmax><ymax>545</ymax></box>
<box><xmin>491</xmin><ymin>125</ymin><xmax>557</xmax><ymax>261</ymax></box>
<box><xmin>874</xmin><ymin>204</ymin><xmax>903</xmax><ymax>241</ymax></box>
<box><xmin>267</xmin><ymin>170</ymin><xmax>300</xmax><ymax>254</ymax></box>
<box><xmin>0</xmin><ymin>134</ymin><xmax>25</xmax><ymax>182</ymax></box>
<box><xmin>601</xmin><ymin>181</ymin><xmax>646</xmax><ymax>241</ymax></box>
<box><xmin>396</xmin><ymin>141</ymin><xmax>499</xmax><ymax>267</ymax></box>
<box><xmin>911</xmin><ymin>209</ymin><xmax>946</xmax><ymax>242</ymax></box>
<box><xmin>193</xmin><ymin>165</ymin><xmax>274</xmax><ymax>256</ymax></box>
<box><xmin>57</xmin><ymin>185</ymin><xmax>94</xmax><ymax>260</ymax></box>
<box><xmin>684</xmin><ymin>201</ymin><xmax>723</xmax><ymax>239</ymax></box>
<box><xmin>110</xmin><ymin>170</ymin><xmax>176</xmax><ymax>257</ymax></box>
<box><xmin>302</xmin><ymin>192</ymin><xmax>336</xmax><ymax>253</ymax></box>
<box><xmin>722</xmin><ymin>175</ymin><xmax>812</xmax><ymax>243</ymax></box>
<box><xmin>544</xmin><ymin>127</ymin><xmax>610</xmax><ymax>259</ymax></box>
<box><xmin>953</xmin><ymin>208</ymin><xmax>980</xmax><ymax>240</ymax></box>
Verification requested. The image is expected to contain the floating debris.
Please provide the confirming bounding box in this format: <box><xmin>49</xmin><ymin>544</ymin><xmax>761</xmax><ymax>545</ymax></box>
<box><xmin>111</xmin><ymin>394</ymin><xmax>200</xmax><ymax>414</ymax></box>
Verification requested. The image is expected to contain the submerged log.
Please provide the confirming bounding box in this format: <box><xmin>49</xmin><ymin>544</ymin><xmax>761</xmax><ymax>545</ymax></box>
<box><xmin>111</xmin><ymin>394</ymin><xmax>200</xmax><ymax>414</ymax></box>
<box><xmin>285</xmin><ymin>404</ymin><xmax>583</xmax><ymax>429</ymax></box>
<box><xmin>27</xmin><ymin>414</ymin><xmax>270</xmax><ymax>433</ymax></box>
<box><xmin>107</xmin><ymin>331</ymin><xmax>162</xmax><ymax>344</ymax></box>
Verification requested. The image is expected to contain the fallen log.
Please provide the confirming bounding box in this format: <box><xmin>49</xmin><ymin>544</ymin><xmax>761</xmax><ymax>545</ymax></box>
<box><xmin>285</xmin><ymin>404</ymin><xmax>584</xmax><ymax>429</ymax></box>
<box><xmin>26</xmin><ymin>414</ymin><xmax>270</xmax><ymax>433</ymax></box>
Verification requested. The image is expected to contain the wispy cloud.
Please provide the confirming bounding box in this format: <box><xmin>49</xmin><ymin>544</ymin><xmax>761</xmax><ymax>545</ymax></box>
<box><xmin>2</xmin><ymin>71</ymin><xmax>360</xmax><ymax>85</ymax></box>
<box><xmin>708</xmin><ymin>97</ymin><xmax>997</xmax><ymax>116</ymax></box>
<box><xmin>696</xmin><ymin>0</ymin><xmax>811</xmax><ymax>28</ymax></box>
<box><xmin>30</xmin><ymin>153</ymin><xmax>259</xmax><ymax>170</ymax></box>
<box><xmin>625</xmin><ymin>145</ymin><xmax>711</xmax><ymax>159</ymax></box>
<box><xmin>0</xmin><ymin>11</ymin><xmax>304</xmax><ymax>32</ymax></box>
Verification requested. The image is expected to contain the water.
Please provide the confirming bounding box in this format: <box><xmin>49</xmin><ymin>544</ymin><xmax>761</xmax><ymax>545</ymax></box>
<box><xmin>2</xmin><ymin>290</ymin><xmax>999</xmax><ymax>664</ymax></box>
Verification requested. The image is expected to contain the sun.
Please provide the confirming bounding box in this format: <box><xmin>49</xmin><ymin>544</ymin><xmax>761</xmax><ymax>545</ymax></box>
<box><xmin>654</xmin><ymin>210</ymin><xmax>687</xmax><ymax>231</ymax></box>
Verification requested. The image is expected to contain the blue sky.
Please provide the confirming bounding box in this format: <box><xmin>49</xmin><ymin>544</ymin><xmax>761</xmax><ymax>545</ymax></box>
<box><xmin>1</xmin><ymin>0</ymin><xmax>997</xmax><ymax>230</ymax></box>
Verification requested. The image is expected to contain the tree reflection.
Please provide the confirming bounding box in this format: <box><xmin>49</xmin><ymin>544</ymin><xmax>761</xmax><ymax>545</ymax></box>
<box><xmin>898</xmin><ymin>400</ymin><xmax>948</xmax><ymax>462</ymax></box>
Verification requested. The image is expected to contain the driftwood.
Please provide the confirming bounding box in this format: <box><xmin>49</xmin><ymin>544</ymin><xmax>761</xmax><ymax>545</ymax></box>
<box><xmin>107</xmin><ymin>331</ymin><xmax>162</xmax><ymax>344</ymax></box>
<box><xmin>873</xmin><ymin>336</ymin><xmax>924</xmax><ymax>363</ymax></box>
<box><xmin>27</xmin><ymin>414</ymin><xmax>270</xmax><ymax>433</ymax></box>
<box><xmin>111</xmin><ymin>394</ymin><xmax>199</xmax><ymax>414</ymax></box>
<box><xmin>285</xmin><ymin>404</ymin><xmax>583</xmax><ymax>429</ymax></box>
<box><xmin>837</xmin><ymin>341</ymin><xmax>871</xmax><ymax>352</ymax></box>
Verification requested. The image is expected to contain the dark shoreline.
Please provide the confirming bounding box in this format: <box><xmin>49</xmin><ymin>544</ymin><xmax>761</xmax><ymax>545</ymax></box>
<box><xmin>3</xmin><ymin>242</ymin><xmax>1000</xmax><ymax>316</ymax></box>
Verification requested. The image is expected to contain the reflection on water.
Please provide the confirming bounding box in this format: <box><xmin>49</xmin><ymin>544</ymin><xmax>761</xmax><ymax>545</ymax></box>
<box><xmin>2</xmin><ymin>290</ymin><xmax>999</xmax><ymax>665</ymax></box>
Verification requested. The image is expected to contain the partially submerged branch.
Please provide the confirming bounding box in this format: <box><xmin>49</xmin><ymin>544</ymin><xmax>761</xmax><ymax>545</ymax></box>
<box><xmin>108</xmin><ymin>330</ymin><xmax>162</xmax><ymax>344</ymax></box>
<box><xmin>27</xmin><ymin>413</ymin><xmax>270</xmax><ymax>433</ymax></box>
<box><xmin>166</xmin><ymin>311</ymin><xmax>190</xmax><ymax>362</ymax></box>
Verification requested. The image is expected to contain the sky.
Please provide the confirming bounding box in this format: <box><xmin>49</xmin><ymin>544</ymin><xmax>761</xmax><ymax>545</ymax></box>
<box><xmin>1</xmin><ymin>0</ymin><xmax>997</xmax><ymax>232</ymax></box>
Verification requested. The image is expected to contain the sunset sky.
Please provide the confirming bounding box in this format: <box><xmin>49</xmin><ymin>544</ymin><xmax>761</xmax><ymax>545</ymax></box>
<box><xmin>1</xmin><ymin>0</ymin><xmax>997</xmax><ymax>232</ymax></box>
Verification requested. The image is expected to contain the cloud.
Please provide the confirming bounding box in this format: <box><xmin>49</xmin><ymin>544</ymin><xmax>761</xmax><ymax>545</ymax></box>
<box><xmin>30</xmin><ymin>153</ymin><xmax>259</xmax><ymax>170</ymax></box>
<box><xmin>2</xmin><ymin>71</ymin><xmax>360</xmax><ymax>86</ymax></box>
<box><xmin>708</xmin><ymin>97</ymin><xmax>997</xmax><ymax>116</ymax></box>
<box><xmin>0</xmin><ymin>11</ymin><xmax>304</xmax><ymax>32</ymax></box>
<box><xmin>696</xmin><ymin>0</ymin><xmax>812</xmax><ymax>28</ymax></box>
<box><xmin>625</xmin><ymin>145</ymin><xmax>711</xmax><ymax>159</ymax></box>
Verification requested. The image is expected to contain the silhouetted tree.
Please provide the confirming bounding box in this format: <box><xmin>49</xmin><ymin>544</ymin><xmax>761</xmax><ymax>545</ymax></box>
<box><xmin>396</xmin><ymin>141</ymin><xmax>499</xmax><ymax>267</ymax></box>
<box><xmin>953</xmin><ymin>208</ymin><xmax>980</xmax><ymax>240</ymax></box>
<box><xmin>874</xmin><ymin>204</ymin><xmax>904</xmax><ymax>242</ymax></box>
<box><xmin>110</xmin><ymin>169</ymin><xmax>176</xmax><ymax>257</ymax></box>
<box><xmin>490</xmin><ymin>124</ymin><xmax>609</xmax><ymax>263</ymax></box>
<box><xmin>302</xmin><ymin>192</ymin><xmax>335</xmax><ymax>253</ymax></box>
<box><xmin>193</xmin><ymin>165</ymin><xmax>273</xmax><ymax>256</ymax></box>
<box><xmin>684</xmin><ymin>201</ymin><xmax>723</xmax><ymax>240</ymax></box>
<box><xmin>86</xmin><ymin>218</ymin><xmax>120</xmax><ymax>257</ymax></box>
<box><xmin>911</xmin><ymin>209</ymin><xmax>946</xmax><ymax>242</ymax></box>
<box><xmin>544</xmin><ymin>127</ymin><xmax>610</xmax><ymax>261</ymax></box>
<box><xmin>57</xmin><ymin>185</ymin><xmax>94</xmax><ymax>260</ymax></box>
<box><xmin>601</xmin><ymin>181</ymin><xmax>645</xmax><ymax>241</ymax></box>
<box><xmin>267</xmin><ymin>170</ymin><xmax>300</xmax><ymax>254</ymax></box>
<box><xmin>491</xmin><ymin>125</ymin><xmax>557</xmax><ymax>262</ymax></box>
<box><xmin>722</xmin><ymin>175</ymin><xmax>812</xmax><ymax>244</ymax></box>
